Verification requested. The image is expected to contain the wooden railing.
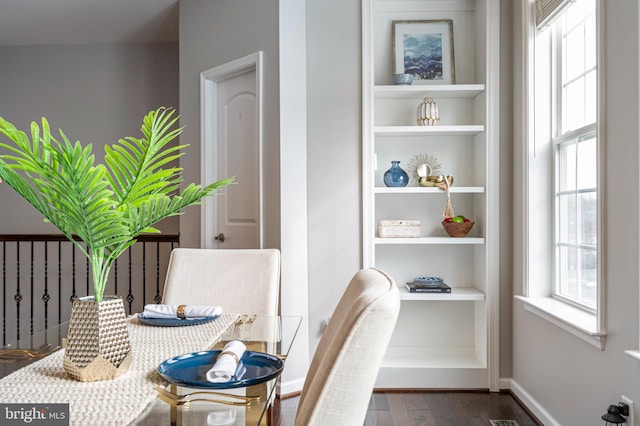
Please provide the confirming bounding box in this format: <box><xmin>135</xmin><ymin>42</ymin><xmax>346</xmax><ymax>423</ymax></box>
<box><xmin>0</xmin><ymin>234</ymin><xmax>180</xmax><ymax>345</ymax></box>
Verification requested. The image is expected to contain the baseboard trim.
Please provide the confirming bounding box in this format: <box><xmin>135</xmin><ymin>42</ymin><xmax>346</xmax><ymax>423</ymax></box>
<box><xmin>279</xmin><ymin>378</ymin><xmax>553</xmax><ymax>426</ymax></box>
<box><xmin>278</xmin><ymin>376</ymin><xmax>305</xmax><ymax>396</ymax></box>
<box><xmin>499</xmin><ymin>377</ymin><xmax>512</xmax><ymax>390</ymax></box>
<box><xmin>373</xmin><ymin>387</ymin><xmax>490</xmax><ymax>393</ymax></box>
<box><xmin>509</xmin><ymin>379</ymin><xmax>561</xmax><ymax>426</ymax></box>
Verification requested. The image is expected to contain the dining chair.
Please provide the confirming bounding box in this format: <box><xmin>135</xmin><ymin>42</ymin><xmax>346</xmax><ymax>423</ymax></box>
<box><xmin>294</xmin><ymin>268</ymin><xmax>401</xmax><ymax>426</ymax></box>
<box><xmin>161</xmin><ymin>248</ymin><xmax>280</xmax><ymax>316</ymax></box>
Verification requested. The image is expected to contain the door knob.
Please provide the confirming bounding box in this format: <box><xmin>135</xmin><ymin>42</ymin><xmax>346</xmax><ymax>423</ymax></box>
<box><xmin>214</xmin><ymin>233</ymin><xmax>225</xmax><ymax>243</ymax></box>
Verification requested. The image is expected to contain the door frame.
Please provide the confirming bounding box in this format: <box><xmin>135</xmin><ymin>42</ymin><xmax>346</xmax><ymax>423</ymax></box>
<box><xmin>200</xmin><ymin>51</ymin><xmax>264</xmax><ymax>249</ymax></box>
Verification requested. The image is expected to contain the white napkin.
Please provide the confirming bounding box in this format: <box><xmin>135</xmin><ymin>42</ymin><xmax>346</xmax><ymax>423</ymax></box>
<box><xmin>206</xmin><ymin>340</ymin><xmax>246</xmax><ymax>383</ymax></box>
<box><xmin>141</xmin><ymin>304</ymin><xmax>222</xmax><ymax>319</ymax></box>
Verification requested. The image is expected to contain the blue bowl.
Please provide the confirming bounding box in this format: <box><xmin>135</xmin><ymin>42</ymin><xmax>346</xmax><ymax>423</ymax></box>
<box><xmin>392</xmin><ymin>73</ymin><xmax>414</xmax><ymax>85</ymax></box>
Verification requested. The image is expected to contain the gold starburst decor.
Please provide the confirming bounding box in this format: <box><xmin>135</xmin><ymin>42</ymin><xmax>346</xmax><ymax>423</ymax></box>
<box><xmin>407</xmin><ymin>153</ymin><xmax>442</xmax><ymax>186</ymax></box>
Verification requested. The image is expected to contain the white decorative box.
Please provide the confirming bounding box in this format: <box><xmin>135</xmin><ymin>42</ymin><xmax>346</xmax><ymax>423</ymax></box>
<box><xmin>376</xmin><ymin>220</ymin><xmax>421</xmax><ymax>238</ymax></box>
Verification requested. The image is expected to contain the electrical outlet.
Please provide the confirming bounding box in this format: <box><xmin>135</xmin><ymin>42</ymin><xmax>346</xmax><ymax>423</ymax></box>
<box><xmin>622</xmin><ymin>395</ymin><xmax>635</xmax><ymax>426</ymax></box>
<box><xmin>319</xmin><ymin>317</ymin><xmax>331</xmax><ymax>335</ymax></box>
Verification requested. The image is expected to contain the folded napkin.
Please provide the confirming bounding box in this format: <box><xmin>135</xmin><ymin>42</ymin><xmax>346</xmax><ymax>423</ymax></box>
<box><xmin>141</xmin><ymin>304</ymin><xmax>222</xmax><ymax>319</ymax></box>
<box><xmin>206</xmin><ymin>340</ymin><xmax>246</xmax><ymax>383</ymax></box>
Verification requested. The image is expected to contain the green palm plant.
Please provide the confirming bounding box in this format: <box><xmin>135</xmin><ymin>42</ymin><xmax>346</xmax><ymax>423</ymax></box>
<box><xmin>0</xmin><ymin>107</ymin><xmax>233</xmax><ymax>302</ymax></box>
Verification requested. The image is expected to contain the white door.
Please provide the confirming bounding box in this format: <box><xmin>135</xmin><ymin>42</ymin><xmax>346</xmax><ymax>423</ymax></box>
<box><xmin>214</xmin><ymin>70</ymin><xmax>260</xmax><ymax>248</ymax></box>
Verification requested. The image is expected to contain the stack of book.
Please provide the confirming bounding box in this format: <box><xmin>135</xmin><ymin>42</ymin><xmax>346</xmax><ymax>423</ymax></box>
<box><xmin>405</xmin><ymin>280</ymin><xmax>451</xmax><ymax>293</ymax></box>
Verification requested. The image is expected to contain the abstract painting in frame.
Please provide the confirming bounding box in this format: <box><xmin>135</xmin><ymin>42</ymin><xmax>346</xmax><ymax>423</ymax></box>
<box><xmin>392</xmin><ymin>20</ymin><xmax>455</xmax><ymax>84</ymax></box>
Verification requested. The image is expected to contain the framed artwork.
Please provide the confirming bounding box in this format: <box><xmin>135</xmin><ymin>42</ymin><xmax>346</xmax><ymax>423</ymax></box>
<box><xmin>392</xmin><ymin>20</ymin><xmax>455</xmax><ymax>84</ymax></box>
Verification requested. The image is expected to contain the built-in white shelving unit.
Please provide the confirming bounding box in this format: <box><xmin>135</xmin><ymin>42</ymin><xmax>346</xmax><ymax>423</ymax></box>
<box><xmin>399</xmin><ymin>286</ymin><xmax>486</xmax><ymax>301</ymax></box>
<box><xmin>375</xmin><ymin>125</ymin><xmax>486</xmax><ymax>136</ymax></box>
<box><xmin>362</xmin><ymin>0</ymin><xmax>500</xmax><ymax>390</ymax></box>
<box><xmin>374</xmin><ymin>187</ymin><xmax>485</xmax><ymax>194</ymax></box>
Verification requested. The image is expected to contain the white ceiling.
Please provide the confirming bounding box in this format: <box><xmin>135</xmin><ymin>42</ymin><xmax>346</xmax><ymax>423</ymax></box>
<box><xmin>0</xmin><ymin>0</ymin><xmax>179</xmax><ymax>45</ymax></box>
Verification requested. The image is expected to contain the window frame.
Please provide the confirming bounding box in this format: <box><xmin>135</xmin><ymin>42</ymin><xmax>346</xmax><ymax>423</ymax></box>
<box><xmin>553</xmin><ymin>125</ymin><xmax>597</xmax><ymax>312</ymax></box>
<box><xmin>516</xmin><ymin>0</ymin><xmax>606</xmax><ymax>350</ymax></box>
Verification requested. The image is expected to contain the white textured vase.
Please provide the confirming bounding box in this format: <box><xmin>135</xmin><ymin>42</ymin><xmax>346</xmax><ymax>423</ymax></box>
<box><xmin>416</xmin><ymin>97</ymin><xmax>440</xmax><ymax>126</ymax></box>
<box><xmin>63</xmin><ymin>295</ymin><xmax>132</xmax><ymax>382</ymax></box>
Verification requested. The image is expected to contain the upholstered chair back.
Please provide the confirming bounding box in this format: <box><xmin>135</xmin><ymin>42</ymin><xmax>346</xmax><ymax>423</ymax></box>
<box><xmin>161</xmin><ymin>248</ymin><xmax>280</xmax><ymax>316</ymax></box>
<box><xmin>294</xmin><ymin>268</ymin><xmax>400</xmax><ymax>426</ymax></box>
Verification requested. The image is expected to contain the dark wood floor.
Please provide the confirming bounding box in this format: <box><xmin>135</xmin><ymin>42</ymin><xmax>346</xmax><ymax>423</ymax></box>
<box><xmin>273</xmin><ymin>390</ymin><xmax>542</xmax><ymax>426</ymax></box>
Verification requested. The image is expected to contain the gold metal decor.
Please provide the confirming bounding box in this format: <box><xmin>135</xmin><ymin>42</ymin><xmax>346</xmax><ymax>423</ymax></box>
<box><xmin>406</xmin><ymin>153</ymin><xmax>442</xmax><ymax>186</ymax></box>
<box><xmin>0</xmin><ymin>344</ymin><xmax>60</xmax><ymax>361</ymax></box>
<box><xmin>155</xmin><ymin>386</ymin><xmax>260</xmax><ymax>403</ymax></box>
<box><xmin>417</xmin><ymin>97</ymin><xmax>440</xmax><ymax>126</ymax></box>
<box><xmin>63</xmin><ymin>295</ymin><xmax>132</xmax><ymax>382</ymax></box>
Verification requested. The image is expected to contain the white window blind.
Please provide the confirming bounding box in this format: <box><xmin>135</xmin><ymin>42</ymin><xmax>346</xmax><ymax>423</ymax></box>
<box><xmin>535</xmin><ymin>0</ymin><xmax>574</xmax><ymax>28</ymax></box>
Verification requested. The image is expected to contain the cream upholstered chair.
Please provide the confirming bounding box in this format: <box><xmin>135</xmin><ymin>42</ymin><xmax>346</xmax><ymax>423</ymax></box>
<box><xmin>294</xmin><ymin>268</ymin><xmax>400</xmax><ymax>426</ymax></box>
<box><xmin>161</xmin><ymin>248</ymin><xmax>280</xmax><ymax>316</ymax></box>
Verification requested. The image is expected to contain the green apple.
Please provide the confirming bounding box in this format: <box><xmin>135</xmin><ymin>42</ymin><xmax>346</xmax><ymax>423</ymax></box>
<box><xmin>452</xmin><ymin>215</ymin><xmax>465</xmax><ymax>223</ymax></box>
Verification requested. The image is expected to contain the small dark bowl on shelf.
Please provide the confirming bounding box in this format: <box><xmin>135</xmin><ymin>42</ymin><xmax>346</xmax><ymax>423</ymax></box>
<box><xmin>442</xmin><ymin>220</ymin><xmax>474</xmax><ymax>237</ymax></box>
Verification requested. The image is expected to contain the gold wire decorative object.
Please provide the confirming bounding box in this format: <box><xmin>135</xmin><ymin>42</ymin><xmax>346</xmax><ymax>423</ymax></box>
<box><xmin>418</xmin><ymin>174</ymin><xmax>454</xmax><ymax>188</ymax></box>
<box><xmin>434</xmin><ymin>174</ymin><xmax>454</xmax><ymax>190</ymax></box>
<box><xmin>407</xmin><ymin>153</ymin><xmax>442</xmax><ymax>186</ymax></box>
<box><xmin>417</xmin><ymin>97</ymin><xmax>440</xmax><ymax>126</ymax></box>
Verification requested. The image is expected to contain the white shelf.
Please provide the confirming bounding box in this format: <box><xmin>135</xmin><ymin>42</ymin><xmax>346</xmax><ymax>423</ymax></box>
<box><xmin>363</xmin><ymin>0</ymin><xmax>500</xmax><ymax>391</ymax></box>
<box><xmin>382</xmin><ymin>346</ymin><xmax>485</xmax><ymax>369</ymax></box>
<box><xmin>399</xmin><ymin>286</ymin><xmax>485</xmax><ymax>301</ymax></box>
<box><xmin>375</xmin><ymin>237</ymin><xmax>484</xmax><ymax>245</ymax></box>
<box><xmin>375</xmin><ymin>125</ymin><xmax>485</xmax><ymax>136</ymax></box>
<box><xmin>375</xmin><ymin>84</ymin><xmax>485</xmax><ymax>99</ymax></box>
<box><xmin>375</xmin><ymin>186</ymin><xmax>485</xmax><ymax>194</ymax></box>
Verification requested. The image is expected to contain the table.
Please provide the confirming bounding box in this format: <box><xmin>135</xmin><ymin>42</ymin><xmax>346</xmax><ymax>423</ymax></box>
<box><xmin>0</xmin><ymin>315</ymin><xmax>302</xmax><ymax>426</ymax></box>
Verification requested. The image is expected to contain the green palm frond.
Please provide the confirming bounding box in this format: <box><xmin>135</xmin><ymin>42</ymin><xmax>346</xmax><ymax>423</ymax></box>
<box><xmin>126</xmin><ymin>178</ymin><xmax>236</xmax><ymax>237</ymax></box>
<box><xmin>0</xmin><ymin>107</ymin><xmax>234</xmax><ymax>301</ymax></box>
<box><xmin>0</xmin><ymin>118</ymin><xmax>122</xmax><ymax>250</ymax></box>
<box><xmin>105</xmin><ymin>107</ymin><xmax>186</xmax><ymax>207</ymax></box>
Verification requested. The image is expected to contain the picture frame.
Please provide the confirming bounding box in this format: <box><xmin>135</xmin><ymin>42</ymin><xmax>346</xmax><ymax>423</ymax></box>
<box><xmin>392</xmin><ymin>20</ymin><xmax>455</xmax><ymax>84</ymax></box>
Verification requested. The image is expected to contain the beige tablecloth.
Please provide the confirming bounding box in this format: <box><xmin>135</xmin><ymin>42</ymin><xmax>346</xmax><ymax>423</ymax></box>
<box><xmin>0</xmin><ymin>313</ymin><xmax>238</xmax><ymax>425</ymax></box>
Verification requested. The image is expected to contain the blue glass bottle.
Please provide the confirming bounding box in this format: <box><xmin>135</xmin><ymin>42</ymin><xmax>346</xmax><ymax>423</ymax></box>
<box><xmin>383</xmin><ymin>161</ymin><xmax>409</xmax><ymax>187</ymax></box>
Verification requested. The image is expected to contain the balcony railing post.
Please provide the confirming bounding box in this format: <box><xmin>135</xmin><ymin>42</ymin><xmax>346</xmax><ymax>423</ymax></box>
<box><xmin>0</xmin><ymin>234</ymin><xmax>179</xmax><ymax>345</ymax></box>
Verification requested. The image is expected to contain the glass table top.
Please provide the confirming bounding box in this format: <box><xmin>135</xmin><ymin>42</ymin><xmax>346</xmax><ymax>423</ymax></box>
<box><xmin>0</xmin><ymin>315</ymin><xmax>302</xmax><ymax>426</ymax></box>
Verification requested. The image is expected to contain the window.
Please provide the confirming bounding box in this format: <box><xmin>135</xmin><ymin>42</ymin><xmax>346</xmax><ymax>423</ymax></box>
<box><xmin>518</xmin><ymin>0</ymin><xmax>603</xmax><ymax>348</ymax></box>
<box><xmin>555</xmin><ymin>130</ymin><xmax>597</xmax><ymax>310</ymax></box>
<box><xmin>553</xmin><ymin>0</ymin><xmax>597</xmax><ymax>311</ymax></box>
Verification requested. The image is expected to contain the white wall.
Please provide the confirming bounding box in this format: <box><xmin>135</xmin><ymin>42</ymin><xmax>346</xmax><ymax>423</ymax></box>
<box><xmin>512</xmin><ymin>2</ymin><xmax>640</xmax><ymax>425</ymax></box>
<box><xmin>178</xmin><ymin>0</ymin><xmax>315</xmax><ymax>387</ymax></box>
<box><xmin>0</xmin><ymin>44</ymin><xmax>180</xmax><ymax>234</ymax></box>
<box><xmin>178</xmin><ymin>0</ymin><xmax>366</xmax><ymax>387</ymax></box>
<box><xmin>178</xmin><ymin>0</ymin><xmax>281</xmax><ymax>250</ymax></box>
<box><xmin>305</xmin><ymin>0</ymin><xmax>363</xmax><ymax>355</ymax></box>
<box><xmin>499</xmin><ymin>0</ymin><xmax>515</xmax><ymax>382</ymax></box>
<box><xmin>279</xmin><ymin>0</ymin><xmax>311</xmax><ymax>393</ymax></box>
